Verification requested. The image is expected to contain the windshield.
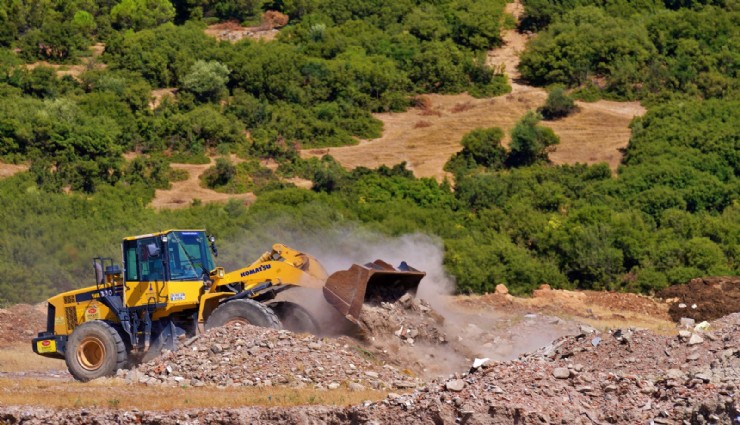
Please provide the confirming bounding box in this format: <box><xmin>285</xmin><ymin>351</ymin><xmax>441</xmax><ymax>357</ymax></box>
<box><xmin>167</xmin><ymin>231</ymin><xmax>215</xmax><ymax>281</ymax></box>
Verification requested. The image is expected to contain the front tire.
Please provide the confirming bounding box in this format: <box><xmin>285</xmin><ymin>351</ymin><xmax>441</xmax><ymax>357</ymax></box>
<box><xmin>270</xmin><ymin>301</ymin><xmax>320</xmax><ymax>335</ymax></box>
<box><xmin>65</xmin><ymin>321</ymin><xmax>127</xmax><ymax>382</ymax></box>
<box><xmin>205</xmin><ymin>299</ymin><xmax>282</xmax><ymax>330</ymax></box>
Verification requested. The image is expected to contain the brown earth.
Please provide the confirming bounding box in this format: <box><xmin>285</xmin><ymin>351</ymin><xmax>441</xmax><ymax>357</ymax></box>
<box><xmin>301</xmin><ymin>0</ymin><xmax>645</xmax><ymax>181</ymax></box>
<box><xmin>657</xmin><ymin>276</ymin><xmax>740</xmax><ymax>323</ymax></box>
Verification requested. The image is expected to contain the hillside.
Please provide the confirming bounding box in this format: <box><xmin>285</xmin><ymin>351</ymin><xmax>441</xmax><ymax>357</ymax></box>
<box><xmin>302</xmin><ymin>0</ymin><xmax>645</xmax><ymax>180</ymax></box>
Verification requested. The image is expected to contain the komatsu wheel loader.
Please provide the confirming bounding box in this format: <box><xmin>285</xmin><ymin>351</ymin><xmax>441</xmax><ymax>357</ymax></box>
<box><xmin>31</xmin><ymin>229</ymin><xmax>425</xmax><ymax>381</ymax></box>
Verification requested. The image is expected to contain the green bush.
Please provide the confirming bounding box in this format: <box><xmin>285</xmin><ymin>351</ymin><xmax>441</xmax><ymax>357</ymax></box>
<box><xmin>538</xmin><ymin>86</ymin><xmax>577</xmax><ymax>119</ymax></box>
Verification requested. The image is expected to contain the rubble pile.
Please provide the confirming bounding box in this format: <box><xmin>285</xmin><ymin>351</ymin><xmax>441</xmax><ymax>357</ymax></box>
<box><xmin>362</xmin><ymin>313</ymin><xmax>739</xmax><ymax>424</ymax></box>
<box><xmin>1</xmin><ymin>313</ymin><xmax>737</xmax><ymax>424</ymax></box>
<box><xmin>122</xmin><ymin>323</ymin><xmax>422</xmax><ymax>391</ymax></box>
<box><xmin>358</xmin><ymin>293</ymin><xmax>447</xmax><ymax>346</ymax></box>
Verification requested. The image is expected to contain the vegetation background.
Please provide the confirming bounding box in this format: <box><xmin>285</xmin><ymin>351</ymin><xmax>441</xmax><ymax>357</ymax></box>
<box><xmin>0</xmin><ymin>0</ymin><xmax>737</xmax><ymax>304</ymax></box>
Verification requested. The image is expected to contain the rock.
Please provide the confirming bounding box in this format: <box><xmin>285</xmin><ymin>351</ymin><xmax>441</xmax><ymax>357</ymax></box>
<box><xmin>365</xmin><ymin>371</ymin><xmax>379</xmax><ymax>379</ymax></box>
<box><xmin>445</xmin><ymin>379</ymin><xmax>465</xmax><ymax>392</ymax></box>
<box><xmin>494</xmin><ymin>284</ymin><xmax>509</xmax><ymax>295</ymax></box>
<box><xmin>472</xmin><ymin>358</ymin><xmax>490</xmax><ymax>369</ymax></box>
<box><xmin>394</xmin><ymin>381</ymin><xmax>416</xmax><ymax>389</ymax></box>
<box><xmin>688</xmin><ymin>334</ymin><xmax>704</xmax><ymax>346</ymax></box>
<box><xmin>694</xmin><ymin>321</ymin><xmax>710</xmax><ymax>331</ymax></box>
<box><xmin>678</xmin><ymin>330</ymin><xmax>692</xmax><ymax>340</ymax></box>
<box><xmin>552</xmin><ymin>368</ymin><xmax>571</xmax><ymax>379</ymax></box>
<box><xmin>327</xmin><ymin>382</ymin><xmax>341</xmax><ymax>390</ymax></box>
<box><xmin>349</xmin><ymin>382</ymin><xmax>366</xmax><ymax>392</ymax></box>
<box><xmin>680</xmin><ymin>318</ymin><xmax>696</xmax><ymax>329</ymax></box>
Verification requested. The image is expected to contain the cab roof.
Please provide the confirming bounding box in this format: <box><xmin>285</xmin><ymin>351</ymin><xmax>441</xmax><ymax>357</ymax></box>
<box><xmin>122</xmin><ymin>229</ymin><xmax>206</xmax><ymax>241</ymax></box>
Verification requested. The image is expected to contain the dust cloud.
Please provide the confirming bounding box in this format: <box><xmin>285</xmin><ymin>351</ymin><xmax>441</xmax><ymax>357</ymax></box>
<box><xmin>221</xmin><ymin>224</ymin><xmax>576</xmax><ymax>374</ymax></box>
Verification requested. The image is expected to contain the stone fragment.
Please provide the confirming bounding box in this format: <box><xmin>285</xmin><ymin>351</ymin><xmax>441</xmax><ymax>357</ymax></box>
<box><xmin>552</xmin><ymin>368</ymin><xmax>571</xmax><ymax>379</ymax></box>
<box><xmin>348</xmin><ymin>382</ymin><xmax>366</xmax><ymax>392</ymax></box>
<box><xmin>688</xmin><ymin>334</ymin><xmax>704</xmax><ymax>346</ymax></box>
<box><xmin>495</xmin><ymin>284</ymin><xmax>508</xmax><ymax>295</ymax></box>
<box><xmin>445</xmin><ymin>379</ymin><xmax>465</xmax><ymax>392</ymax></box>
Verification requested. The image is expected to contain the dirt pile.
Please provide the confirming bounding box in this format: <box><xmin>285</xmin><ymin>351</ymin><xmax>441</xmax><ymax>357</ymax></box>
<box><xmin>122</xmin><ymin>323</ymin><xmax>422</xmax><ymax>391</ymax></box>
<box><xmin>2</xmin><ymin>313</ymin><xmax>737</xmax><ymax>424</ymax></box>
<box><xmin>363</xmin><ymin>313</ymin><xmax>739</xmax><ymax>424</ymax></box>
<box><xmin>657</xmin><ymin>276</ymin><xmax>740</xmax><ymax>323</ymax></box>
<box><xmin>0</xmin><ymin>304</ymin><xmax>47</xmax><ymax>344</ymax></box>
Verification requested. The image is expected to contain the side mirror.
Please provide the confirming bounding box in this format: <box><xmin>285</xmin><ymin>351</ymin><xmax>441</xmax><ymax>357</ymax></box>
<box><xmin>208</xmin><ymin>235</ymin><xmax>218</xmax><ymax>258</ymax></box>
<box><xmin>94</xmin><ymin>262</ymin><xmax>104</xmax><ymax>285</ymax></box>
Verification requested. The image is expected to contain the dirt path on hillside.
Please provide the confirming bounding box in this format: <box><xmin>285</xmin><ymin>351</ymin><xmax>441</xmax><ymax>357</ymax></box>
<box><xmin>301</xmin><ymin>0</ymin><xmax>645</xmax><ymax>180</ymax></box>
<box><xmin>0</xmin><ymin>162</ymin><xmax>28</xmax><ymax>179</ymax></box>
<box><xmin>150</xmin><ymin>156</ymin><xmax>255</xmax><ymax>209</ymax></box>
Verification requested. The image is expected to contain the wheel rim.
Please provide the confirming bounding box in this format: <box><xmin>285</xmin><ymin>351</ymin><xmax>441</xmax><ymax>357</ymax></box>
<box><xmin>77</xmin><ymin>336</ymin><xmax>106</xmax><ymax>371</ymax></box>
<box><xmin>224</xmin><ymin>317</ymin><xmax>250</xmax><ymax>326</ymax></box>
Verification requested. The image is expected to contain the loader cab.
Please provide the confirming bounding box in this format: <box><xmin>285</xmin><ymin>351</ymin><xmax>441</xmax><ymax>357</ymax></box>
<box><xmin>122</xmin><ymin>230</ymin><xmax>216</xmax><ymax>283</ymax></box>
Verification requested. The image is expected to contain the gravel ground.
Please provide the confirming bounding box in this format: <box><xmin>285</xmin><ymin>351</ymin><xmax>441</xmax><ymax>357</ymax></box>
<box><xmin>2</xmin><ymin>312</ymin><xmax>737</xmax><ymax>424</ymax></box>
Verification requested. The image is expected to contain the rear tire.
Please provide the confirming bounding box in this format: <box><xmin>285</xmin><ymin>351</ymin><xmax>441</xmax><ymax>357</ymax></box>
<box><xmin>65</xmin><ymin>321</ymin><xmax>127</xmax><ymax>382</ymax></box>
<box><xmin>270</xmin><ymin>301</ymin><xmax>320</xmax><ymax>335</ymax></box>
<box><xmin>205</xmin><ymin>299</ymin><xmax>282</xmax><ymax>330</ymax></box>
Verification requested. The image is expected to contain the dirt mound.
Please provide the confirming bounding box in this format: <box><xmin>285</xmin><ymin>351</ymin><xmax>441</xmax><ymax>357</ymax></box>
<box><xmin>657</xmin><ymin>277</ymin><xmax>740</xmax><ymax>323</ymax></box>
<box><xmin>363</xmin><ymin>312</ymin><xmax>739</xmax><ymax>424</ymax></box>
<box><xmin>123</xmin><ymin>323</ymin><xmax>421</xmax><ymax>391</ymax></box>
<box><xmin>4</xmin><ymin>313</ymin><xmax>737</xmax><ymax>424</ymax></box>
<box><xmin>0</xmin><ymin>304</ymin><xmax>47</xmax><ymax>344</ymax></box>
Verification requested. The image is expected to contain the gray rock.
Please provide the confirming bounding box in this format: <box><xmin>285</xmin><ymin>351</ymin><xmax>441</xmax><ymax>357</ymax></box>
<box><xmin>688</xmin><ymin>334</ymin><xmax>704</xmax><ymax>346</ymax></box>
<box><xmin>552</xmin><ymin>367</ymin><xmax>571</xmax><ymax>379</ymax></box>
<box><xmin>327</xmin><ymin>382</ymin><xmax>341</xmax><ymax>390</ymax></box>
<box><xmin>680</xmin><ymin>318</ymin><xmax>696</xmax><ymax>329</ymax></box>
<box><xmin>348</xmin><ymin>382</ymin><xmax>366</xmax><ymax>392</ymax></box>
<box><xmin>446</xmin><ymin>379</ymin><xmax>465</xmax><ymax>392</ymax></box>
<box><xmin>678</xmin><ymin>330</ymin><xmax>692</xmax><ymax>340</ymax></box>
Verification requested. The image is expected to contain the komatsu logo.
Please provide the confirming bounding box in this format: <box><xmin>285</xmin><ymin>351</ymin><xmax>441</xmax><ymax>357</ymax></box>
<box><xmin>240</xmin><ymin>264</ymin><xmax>271</xmax><ymax>277</ymax></box>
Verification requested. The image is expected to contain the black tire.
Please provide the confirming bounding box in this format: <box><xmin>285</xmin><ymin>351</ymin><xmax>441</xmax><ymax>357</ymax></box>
<box><xmin>65</xmin><ymin>321</ymin><xmax>127</xmax><ymax>382</ymax></box>
<box><xmin>205</xmin><ymin>299</ymin><xmax>282</xmax><ymax>330</ymax></box>
<box><xmin>270</xmin><ymin>301</ymin><xmax>320</xmax><ymax>335</ymax></box>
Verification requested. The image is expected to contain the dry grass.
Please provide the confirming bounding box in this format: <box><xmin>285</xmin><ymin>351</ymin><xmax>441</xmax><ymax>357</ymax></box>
<box><xmin>414</xmin><ymin>120</ymin><xmax>432</xmax><ymax>129</ymax></box>
<box><xmin>450</xmin><ymin>102</ymin><xmax>474</xmax><ymax>113</ymax></box>
<box><xmin>0</xmin><ymin>377</ymin><xmax>389</xmax><ymax>409</ymax></box>
<box><xmin>0</xmin><ymin>344</ymin><xmax>64</xmax><ymax>373</ymax></box>
<box><xmin>0</xmin><ymin>162</ymin><xmax>29</xmax><ymax>179</ymax></box>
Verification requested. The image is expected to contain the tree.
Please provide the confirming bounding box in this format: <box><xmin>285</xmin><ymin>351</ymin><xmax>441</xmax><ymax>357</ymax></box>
<box><xmin>181</xmin><ymin>60</ymin><xmax>230</xmax><ymax>103</ymax></box>
<box><xmin>203</xmin><ymin>157</ymin><xmax>236</xmax><ymax>188</ymax></box>
<box><xmin>110</xmin><ymin>0</ymin><xmax>176</xmax><ymax>31</ymax></box>
<box><xmin>539</xmin><ymin>86</ymin><xmax>576</xmax><ymax>120</ymax></box>
<box><xmin>508</xmin><ymin>111</ymin><xmax>559</xmax><ymax>167</ymax></box>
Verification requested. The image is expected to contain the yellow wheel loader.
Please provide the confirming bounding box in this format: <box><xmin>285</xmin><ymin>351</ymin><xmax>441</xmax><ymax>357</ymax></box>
<box><xmin>31</xmin><ymin>229</ymin><xmax>425</xmax><ymax>381</ymax></box>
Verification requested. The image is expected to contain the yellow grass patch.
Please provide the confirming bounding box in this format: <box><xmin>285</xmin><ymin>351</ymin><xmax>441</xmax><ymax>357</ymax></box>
<box><xmin>0</xmin><ymin>377</ymin><xmax>389</xmax><ymax>409</ymax></box>
<box><xmin>0</xmin><ymin>344</ymin><xmax>64</xmax><ymax>373</ymax></box>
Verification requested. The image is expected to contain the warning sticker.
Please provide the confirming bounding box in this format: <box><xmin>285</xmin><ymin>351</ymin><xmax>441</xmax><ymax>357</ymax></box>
<box><xmin>37</xmin><ymin>339</ymin><xmax>56</xmax><ymax>354</ymax></box>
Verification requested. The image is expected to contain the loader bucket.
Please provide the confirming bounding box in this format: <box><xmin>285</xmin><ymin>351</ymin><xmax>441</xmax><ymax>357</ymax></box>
<box><xmin>323</xmin><ymin>260</ymin><xmax>425</xmax><ymax>323</ymax></box>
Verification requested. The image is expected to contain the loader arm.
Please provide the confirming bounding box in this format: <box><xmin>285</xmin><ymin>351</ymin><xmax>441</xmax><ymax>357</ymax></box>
<box><xmin>210</xmin><ymin>244</ymin><xmax>329</xmax><ymax>294</ymax></box>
